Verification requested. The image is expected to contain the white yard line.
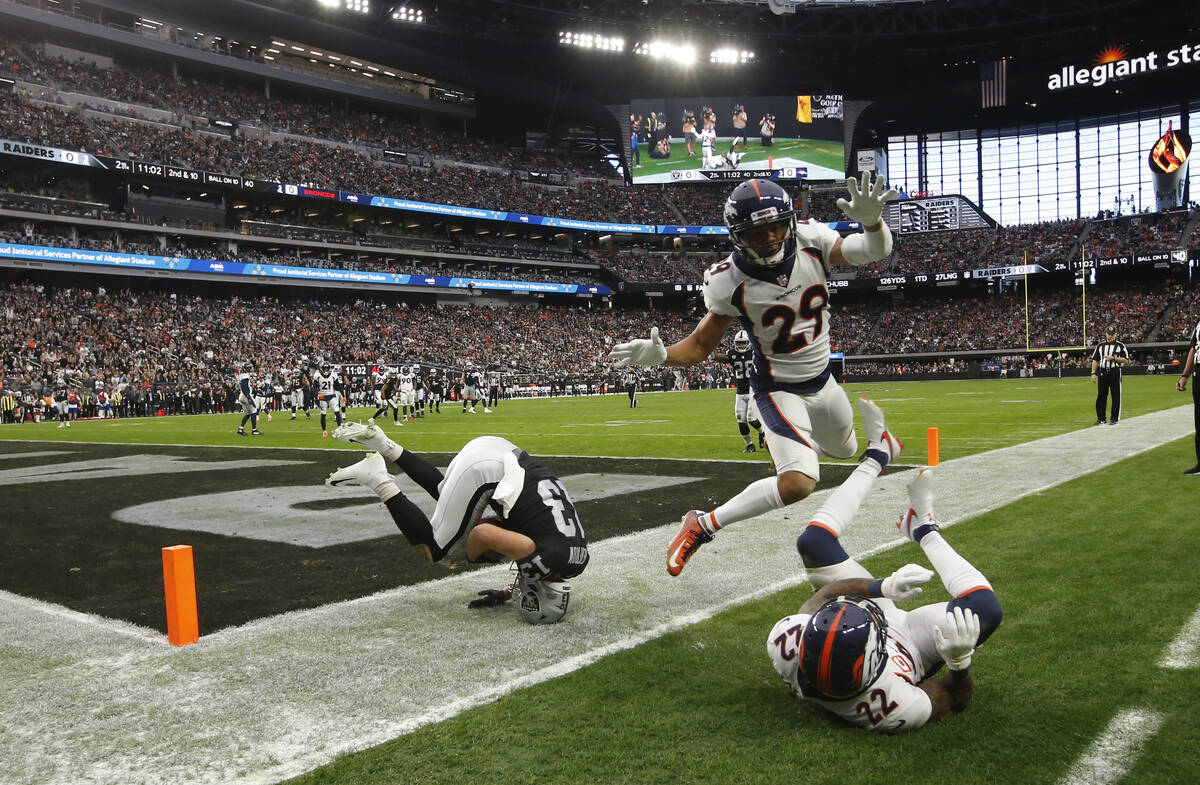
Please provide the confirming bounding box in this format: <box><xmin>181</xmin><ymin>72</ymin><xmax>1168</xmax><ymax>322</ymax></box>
<box><xmin>1057</xmin><ymin>709</ymin><xmax>1165</xmax><ymax>785</ymax></box>
<box><xmin>1158</xmin><ymin>601</ymin><xmax>1200</xmax><ymax>669</ymax></box>
<box><xmin>0</xmin><ymin>405</ymin><xmax>1193</xmax><ymax>785</ymax></box>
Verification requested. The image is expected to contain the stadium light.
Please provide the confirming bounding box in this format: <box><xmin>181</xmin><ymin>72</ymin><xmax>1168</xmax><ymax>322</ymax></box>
<box><xmin>558</xmin><ymin>31</ymin><xmax>625</xmax><ymax>52</ymax></box>
<box><xmin>710</xmin><ymin>48</ymin><xmax>755</xmax><ymax>65</ymax></box>
<box><xmin>344</xmin><ymin>0</ymin><xmax>370</xmax><ymax>13</ymax></box>
<box><xmin>391</xmin><ymin>5</ymin><xmax>424</xmax><ymax>23</ymax></box>
<box><xmin>633</xmin><ymin>40</ymin><xmax>697</xmax><ymax>65</ymax></box>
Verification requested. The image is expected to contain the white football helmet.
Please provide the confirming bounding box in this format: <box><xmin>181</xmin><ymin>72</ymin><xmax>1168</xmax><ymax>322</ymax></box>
<box><xmin>733</xmin><ymin>330</ymin><xmax>751</xmax><ymax>352</ymax></box>
<box><xmin>511</xmin><ymin>575</ymin><xmax>570</xmax><ymax>624</ymax></box>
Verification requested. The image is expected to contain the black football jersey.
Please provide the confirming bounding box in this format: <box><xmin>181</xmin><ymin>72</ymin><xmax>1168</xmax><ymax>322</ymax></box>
<box><xmin>728</xmin><ymin>348</ymin><xmax>755</xmax><ymax>394</ymax></box>
<box><xmin>503</xmin><ymin>450</ymin><xmax>589</xmax><ymax>580</ymax></box>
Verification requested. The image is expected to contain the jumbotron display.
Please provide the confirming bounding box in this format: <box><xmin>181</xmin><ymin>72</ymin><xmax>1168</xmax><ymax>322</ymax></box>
<box><xmin>628</xmin><ymin>94</ymin><xmax>845</xmax><ymax>184</ymax></box>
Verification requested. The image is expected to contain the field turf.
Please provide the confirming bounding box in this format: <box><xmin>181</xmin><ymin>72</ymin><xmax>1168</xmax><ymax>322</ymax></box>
<box><xmin>2</xmin><ymin>375</ymin><xmax>1197</xmax><ymax>785</ymax></box>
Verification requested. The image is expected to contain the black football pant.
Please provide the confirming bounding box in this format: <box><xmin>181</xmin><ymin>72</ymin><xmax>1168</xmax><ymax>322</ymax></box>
<box><xmin>1095</xmin><ymin>370</ymin><xmax>1122</xmax><ymax>423</ymax></box>
<box><xmin>1193</xmin><ymin>381</ymin><xmax>1200</xmax><ymax>463</ymax></box>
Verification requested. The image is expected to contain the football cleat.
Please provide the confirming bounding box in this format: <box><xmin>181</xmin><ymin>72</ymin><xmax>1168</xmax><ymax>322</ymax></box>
<box><xmin>251</xmin><ymin>429</ymin><xmax>263</xmax><ymax>435</ymax></box>
<box><xmin>898</xmin><ymin>468</ymin><xmax>940</xmax><ymax>543</ymax></box>
<box><xmin>236</xmin><ymin>428</ymin><xmax>246</xmax><ymax>436</ymax></box>
<box><xmin>332</xmin><ymin>421</ymin><xmax>400</xmax><ymax>455</ymax></box>
<box><xmin>483</xmin><ymin>407</ymin><xmax>492</xmax><ymax>413</ymax></box>
<box><xmin>742</xmin><ymin>443</ymin><xmax>757</xmax><ymax>453</ymax></box>
<box><xmin>322</xmin><ymin>430</ymin><xmax>329</xmax><ymax>437</ymax></box>
<box><xmin>667</xmin><ymin>510</ymin><xmax>714</xmax><ymax>577</ymax></box>
<box><xmin>857</xmin><ymin>397</ymin><xmax>903</xmax><ymax>465</ymax></box>
<box><xmin>326</xmin><ymin>451</ymin><xmax>389</xmax><ymax>488</ymax></box>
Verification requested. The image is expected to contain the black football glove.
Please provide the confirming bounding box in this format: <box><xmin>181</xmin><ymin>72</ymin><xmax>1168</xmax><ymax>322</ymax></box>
<box><xmin>467</xmin><ymin>587</ymin><xmax>512</xmax><ymax>609</ymax></box>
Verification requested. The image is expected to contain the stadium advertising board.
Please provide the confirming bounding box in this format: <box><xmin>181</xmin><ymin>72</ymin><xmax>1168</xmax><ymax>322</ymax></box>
<box><xmin>0</xmin><ymin>243</ymin><xmax>609</xmax><ymax>295</ymax></box>
<box><xmin>628</xmin><ymin>95</ymin><xmax>844</xmax><ymax>184</ymax></box>
<box><xmin>1047</xmin><ymin>42</ymin><xmax>1200</xmax><ymax>91</ymax></box>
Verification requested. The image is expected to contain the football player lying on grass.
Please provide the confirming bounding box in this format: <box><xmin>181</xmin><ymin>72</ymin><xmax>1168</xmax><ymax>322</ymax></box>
<box><xmin>327</xmin><ymin>422</ymin><xmax>589</xmax><ymax>624</ymax></box>
<box><xmin>768</xmin><ymin>468</ymin><xmax>1002</xmax><ymax>732</ymax></box>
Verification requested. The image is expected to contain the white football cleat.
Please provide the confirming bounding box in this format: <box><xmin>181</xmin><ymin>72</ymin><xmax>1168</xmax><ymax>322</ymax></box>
<box><xmin>898</xmin><ymin>468</ymin><xmax>940</xmax><ymax>542</ymax></box>
<box><xmin>857</xmin><ymin>397</ymin><xmax>903</xmax><ymax>465</ymax></box>
<box><xmin>332</xmin><ymin>421</ymin><xmax>401</xmax><ymax>455</ymax></box>
<box><xmin>483</xmin><ymin>407</ymin><xmax>492</xmax><ymax>413</ymax></box>
<box><xmin>326</xmin><ymin>451</ymin><xmax>390</xmax><ymax>488</ymax></box>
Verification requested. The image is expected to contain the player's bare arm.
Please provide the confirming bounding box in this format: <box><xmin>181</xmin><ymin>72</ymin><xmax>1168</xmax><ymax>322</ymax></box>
<box><xmin>918</xmin><ymin>667</ymin><xmax>974</xmax><ymax>721</ymax></box>
<box><xmin>798</xmin><ymin>564</ymin><xmax>934</xmax><ymax>615</ymax></box>
<box><xmin>664</xmin><ymin>312</ymin><xmax>733</xmax><ymax>366</ymax></box>
<box><xmin>466</xmin><ymin>520</ymin><xmax>537</xmax><ymax>563</ymax></box>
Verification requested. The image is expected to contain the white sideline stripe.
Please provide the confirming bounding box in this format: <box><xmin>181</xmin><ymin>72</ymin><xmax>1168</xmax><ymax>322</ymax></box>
<box><xmin>0</xmin><ymin>590</ymin><xmax>166</xmax><ymax>646</ymax></box>
<box><xmin>1158</xmin><ymin>602</ymin><xmax>1200</xmax><ymax>669</ymax></box>
<box><xmin>1057</xmin><ymin>709</ymin><xmax>1165</xmax><ymax>785</ymax></box>
<box><xmin>0</xmin><ymin>450</ymin><xmax>73</xmax><ymax>459</ymax></box>
<box><xmin>1</xmin><ymin>405</ymin><xmax>1193</xmax><ymax>785</ymax></box>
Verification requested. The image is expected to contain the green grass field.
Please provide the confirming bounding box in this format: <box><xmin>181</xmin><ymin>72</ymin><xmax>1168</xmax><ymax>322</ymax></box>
<box><xmin>3</xmin><ymin>375</ymin><xmax>1198</xmax><ymax>785</ymax></box>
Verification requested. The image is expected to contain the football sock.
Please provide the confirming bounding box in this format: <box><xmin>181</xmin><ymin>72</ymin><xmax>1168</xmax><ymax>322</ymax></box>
<box><xmin>703</xmin><ymin>476</ymin><xmax>783</xmax><ymax>533</ymax></box>
<box><xmin>383</xmin><ymin>493</ymin><xmax>446</xmax><ymax>560</ymax></box>
<box><xmin>250</xmin><ymin>413</ymin><xmax>258</xmax><ymax>429</ymax></box>
<box><xmin>808</xmin><ymin>456</ymin><xmax>883</xmax><ymax>538</ymax></box>
<box><xmin>320</xmin><ymin>413</ymin><xmax>327</xmax><ymax>431</ymax></box>
<box><xmin>921</xmin><ymin>532</ymin><xmax>993</xmax><ymax>598</ymax></box>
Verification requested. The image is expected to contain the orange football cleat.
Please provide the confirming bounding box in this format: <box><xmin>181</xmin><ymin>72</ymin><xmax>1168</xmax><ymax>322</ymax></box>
<box><xmin>667</xmin><ymin>510</ymin><xmax>714</xmax><ymax>576</ymax></box>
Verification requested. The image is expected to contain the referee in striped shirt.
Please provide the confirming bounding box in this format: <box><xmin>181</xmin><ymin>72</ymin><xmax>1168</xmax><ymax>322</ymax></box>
<box><xmin>1091</xmin><ymin>327</ymin><xmax>1131</xmax><ymax>425</ymax></box>
<box><xmin>1176</xmin><ymin>316</ymin><xmax>1200</xmax><ymax>475</ymax></box>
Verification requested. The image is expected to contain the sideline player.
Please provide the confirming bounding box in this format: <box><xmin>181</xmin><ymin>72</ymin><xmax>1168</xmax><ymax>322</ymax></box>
<box><xmin>609</xmin><ymin>173</ymin><xmax>899</xmax><ymax>576</ymax></box>
<box><xmin>234</xmin><ymin>363</ymin><xmax>262</xmax><ymax>436</ymax></box>
<box><xmin>312</xmin><ymin>362</ymin><xmax>343</xmax><ymax>437</ymax></box>
<box><xmin>461</xmin><ymin>364</ymin><xmax>482</xmax><ymax>413</ymax></box>
<box><xmin>327</xmin><ymin>422</ymin><xmax>590</xmax><ymax>623</ymax></box>
<box><xmin>719</xmin><ymin>330</ymin><xmax>765</xmax><ymax>453</ymax></box>
<box><xmin>1177</xmin><ymin>313</ymin><xmax>1200</xmax><ymax>475</ymax></box>
<box><xmin>767</xmin><ymin>468</ymin><xmax>1002</xmax><ymax>732</ymax></box>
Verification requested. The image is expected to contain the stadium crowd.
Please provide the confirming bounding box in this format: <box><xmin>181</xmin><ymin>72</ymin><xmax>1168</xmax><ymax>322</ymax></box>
<box><xmin>1</xmin><ymin>33</ymin><xmax>616</xmax><ymax>180</ymax></box>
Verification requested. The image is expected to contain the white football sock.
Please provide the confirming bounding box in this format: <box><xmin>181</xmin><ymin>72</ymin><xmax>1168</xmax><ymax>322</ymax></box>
<box><xmin>921</xmin><ymin>532</ymin><xmax>992</xmax><ymax>597</ymax></box>
<box><xmin>704</xmin><ymin>476</ymin><xmax>784</xmax><ymax>531</ymax></box>
<box><xmin>373</xmin><ymin>477</ymin><xmax>400</xmax><ymax>503</ymax></box>
<box><xmin>808</xmin><ymin>457</ymin><xmax>883</xmax><ymax>537</ymax></box>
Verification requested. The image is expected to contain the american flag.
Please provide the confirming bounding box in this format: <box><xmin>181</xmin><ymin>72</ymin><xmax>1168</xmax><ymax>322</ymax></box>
<box><xmin>981</xmin><ymin>59</ymin><xmax>1007</xmax><ymax>108</ymax></box>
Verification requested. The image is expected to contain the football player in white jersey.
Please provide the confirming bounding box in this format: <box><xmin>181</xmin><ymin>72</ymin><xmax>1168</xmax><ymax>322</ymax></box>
<box><xmin>609</xmin><ymin>173</ymin><xmax>899</xmax><ymax>576</ymax></box>
<box><xmin>370</xmin><ymin>360</ymin><xmax>391</xmax><ymax>420</ymax></box>
<box><xmin>312</xmin><ymin>362</ymin><xmax>343</xmax><ymax>437</ymax></box>
<box><xmin>767</xmin><ymin>467</ymin><xmax>1002</xmax><ymax>732</ymax></box>
<box><xmin>397</xmin><ymin>364</ymin><xmax>417</xmax><ymax>422</ymax></box>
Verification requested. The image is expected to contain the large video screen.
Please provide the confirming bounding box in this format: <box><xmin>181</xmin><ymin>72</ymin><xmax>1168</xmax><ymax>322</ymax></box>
<box><xmin>628</xmin><ymin>95</ymin><xmax>844</xmax><ymax>184</ymax></box>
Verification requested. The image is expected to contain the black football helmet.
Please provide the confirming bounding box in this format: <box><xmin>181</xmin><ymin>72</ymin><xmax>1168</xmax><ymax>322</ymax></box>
<box><xmin>723</xmin><ymin>178</ymin><xmax>796</xmax><ymax>267</ymax></box>
<box><xmin>797</xmin><ymin>596</ymin><xmax>890</xmax><ymax>700</ymax></box>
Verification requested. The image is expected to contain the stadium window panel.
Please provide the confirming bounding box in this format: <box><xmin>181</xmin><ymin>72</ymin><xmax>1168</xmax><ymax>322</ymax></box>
<box><xmin>926</xmin><ymin>140</ymin><xmax>945</xmax><ymax>194</ymax></box>
<box><xmin>1190</xmin><ymin>106</ymin><xmax>1200</xmax><ymax>202</ymax></box>
<box><xmin>955</xmin><ymin>136</ymin><xmax>978</xmax><ymax>202</ymax></box>
<box><xmin>980</xmin><ymin>135</ymin><xmax>1001</xmax><ymax>215</ymax></box>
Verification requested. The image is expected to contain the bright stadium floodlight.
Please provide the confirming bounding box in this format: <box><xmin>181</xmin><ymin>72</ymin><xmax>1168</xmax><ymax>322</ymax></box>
<box><xmin>316</xmin><ymin>0</ymin><xmax>339</xmax><ymax>7</ymax></box>
<box><xmin>710</xmin><ymin>47</ymin><xmax>756</xmax><ymax>64</ymax></box>
<box><xmin>558</xmin><ymin>30</ymin><xmax>625</xmax><ymax>52</ymax></box>
<box><xmin>634</xmin><ymin>40</ymin><xmax>696</xmax><ymax>65</ymax></box>
<box><xmin>390</xmin><ymin>5</ymin><xmax>424</xmax><ymax>22</ymax></box>
<box><xmin>344</xmin><ymin>0</ymin><xmax>370</xmax><ymax>13</ymax></box>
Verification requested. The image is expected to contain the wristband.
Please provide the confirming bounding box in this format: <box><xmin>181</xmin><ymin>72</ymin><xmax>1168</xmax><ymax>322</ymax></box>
<box><xmin>867</xmin><ymin>578</ymin><xmax>884</xmax><ymax>598</ymax></box>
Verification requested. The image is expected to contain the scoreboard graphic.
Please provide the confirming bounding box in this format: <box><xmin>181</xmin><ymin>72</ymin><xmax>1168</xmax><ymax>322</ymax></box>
<box><xmin>883</xmin><ymin>195</ymin><xmax>993</xmax><ymax>234</ymax></box>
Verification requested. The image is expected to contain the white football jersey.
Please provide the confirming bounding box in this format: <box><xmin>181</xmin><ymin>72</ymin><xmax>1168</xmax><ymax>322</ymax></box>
<box><xmin>371</xmin><ymin>369</ymin><xmax>388</xmax><ymax>390</ymax></box>
<box><xmin>702</xmin><ymin>219</ymin><xmax>840</xmax><ymax>385</ymax></box>
<box><xmin>398</xmin><ymin>370</ymin><xmax>415</xmax><ymax>391</ymax></box>
<box><xmin>313</xmin><ymin>370</ymin><xmax>338</xmax><ymax>396</ymax></box>
<box><xmin>767</xmin><ymin>609</ymin><xmax>933</xmax><ymax>733</ymax></box>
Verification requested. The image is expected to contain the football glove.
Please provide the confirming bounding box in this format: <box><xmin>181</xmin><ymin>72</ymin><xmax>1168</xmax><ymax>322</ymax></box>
<box><xmin>836</xmin><ymin>171</ymin><xmax>898</xmax><ymax>227</ymax></box>
<box><xmin>609</xmin><ymin>327</ymin><xmax>668</xmax><ymax>368</ymax></box>
<box><xmin>933</xmin><ymin>606</ymin><xmax>981</xmax><ymax>671</ymax></box>
<box><xmin>880</xmin><ymin>563</ymin><xmax>935</xmax><ymax>601</ymax></box>
<box><xmin>467</xmin><ymin>587</ymin><xmax>512</xmax><ymax>609</ymax></box>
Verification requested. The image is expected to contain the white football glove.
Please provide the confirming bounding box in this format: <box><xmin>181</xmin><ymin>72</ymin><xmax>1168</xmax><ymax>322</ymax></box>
<box><xmin>836</xmin><ymin>171</ymin><xmax>898</xmax><ymax>227</ymax></box>
<box><xmin>880</xmin><ymin>563</ymin><xmax>935</xmax><ymax>601</ymax></box>
<box><xmin>608</xmin><ymin>327</ymin><xmax>668</xmax><ymax>368</ymax></box>
<box><xmin>933</xmin><ymin>606</ymin><xmax>981</xmax><ymax>672</ymax></box>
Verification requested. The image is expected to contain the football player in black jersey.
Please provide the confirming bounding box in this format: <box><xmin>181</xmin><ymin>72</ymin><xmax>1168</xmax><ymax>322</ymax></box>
<box><xmin>461</xmin><ymin>364</ymin><xmax>483</xmax><ymax>413</ymax></box>
<box><xmin>718</xmin><ymin>330</ymin><xmax>766</xmax><ymax>453</ymax></box>
<box><xmin>327</xmin><ymin>423</ymin><xmax>590</xmax><ymax>623</ymax></box>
